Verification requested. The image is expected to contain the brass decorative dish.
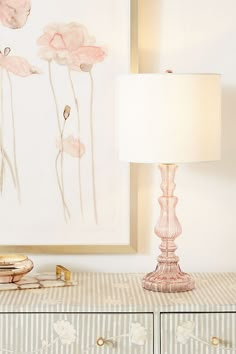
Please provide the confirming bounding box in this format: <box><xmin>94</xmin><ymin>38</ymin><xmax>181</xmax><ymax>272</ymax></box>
<box><xmin>0</xmin><ymin>254</ymin><xmax>33</xmax><ymax>283</ymax></box>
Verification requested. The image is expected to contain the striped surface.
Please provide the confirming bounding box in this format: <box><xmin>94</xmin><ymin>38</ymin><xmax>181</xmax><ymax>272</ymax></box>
<box><xmin>161</xmin><ymin>312</ymin><xmax>236</xmax><ymax>354</ymax></box>
<box><xmin>0</xmin><ymin>273</ymin><xmax>235</xmax><ymax>354</ymax></box>
<box><xmin>0</xmin><ymin>312</ymin><xmax>153</xmax><ymax>353</ymax></box>
<box><xmin>0</xmin><ymin>272</ymin><xmax>235</xmax><ymax>313</ymax></box>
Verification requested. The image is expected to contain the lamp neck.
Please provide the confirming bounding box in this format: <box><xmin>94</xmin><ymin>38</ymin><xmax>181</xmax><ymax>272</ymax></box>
<box><xmin>159</xmin><ymin>163</ymin><xmax>177</xmax><ymax>197</ymax></box>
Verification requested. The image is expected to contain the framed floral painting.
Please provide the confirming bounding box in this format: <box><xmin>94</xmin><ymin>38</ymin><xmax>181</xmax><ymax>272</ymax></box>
<box><xmin>0</xmin><ymin>0</ymin><xmax>138</xmax><ymax>253</ymax></box>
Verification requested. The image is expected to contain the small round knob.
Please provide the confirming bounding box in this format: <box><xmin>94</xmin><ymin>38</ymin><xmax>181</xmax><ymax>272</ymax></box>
<box><xmin>96</xmin><ymin>337</ymin><xmax>105</xmax><ymax>346</ymax></box>
<box><xmin>96</xmin><ymin>337</ymin><xmax>114</xmax><ymax>347</ymax></box>
<box><xmin>211</xmin><ymin>336</ymin><xmax>220</xmax><ymax>346</ymax></box>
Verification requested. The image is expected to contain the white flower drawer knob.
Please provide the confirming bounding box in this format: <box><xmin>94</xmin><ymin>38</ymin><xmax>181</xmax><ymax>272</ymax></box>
<box><xmin>161</xmin><ymin>312</ymin><xmax>236</xmax><ymax>353</ymax></box>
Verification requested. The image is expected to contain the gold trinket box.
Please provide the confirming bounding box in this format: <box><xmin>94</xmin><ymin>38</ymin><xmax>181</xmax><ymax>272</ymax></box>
<box><xmin>0</xmin><ymin>254</ymin><xmax>33</xmax><ymax>283</ymax></box>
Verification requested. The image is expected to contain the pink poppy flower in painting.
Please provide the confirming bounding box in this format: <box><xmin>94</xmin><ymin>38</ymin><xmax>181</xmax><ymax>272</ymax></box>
<box><xmin>37</xmin><ymin>22</ymin><xmax>106</xmax><ymax>69</ymax></box>
<box><xmin>37</xmin><ymin>22</ymin><xmax>94</xmax><ymax>65</ymax></box>
<box><xmin>0</xmin><ymin>50</ymin><xmax>39</xmax><ymax>77</ymax></box>
<box><xmin>0</xmin><ymin>0</ymin><xmax>31</xmax><ymax>29</ymax></box>
<box><xmin>57</xmin><ymin>135</ymin><xmax>85</xmax><ymax>158</ymax></box>
<box><xmin>69</xmin><ymin>46</ymin><xmax>106</xmax><ymax>72</ymax></box>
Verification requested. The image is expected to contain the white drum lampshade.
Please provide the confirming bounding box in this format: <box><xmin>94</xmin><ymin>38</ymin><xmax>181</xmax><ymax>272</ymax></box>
<box><xmin>117</xmin><ymin>74</ymin><xmax>221</xmax><ymax>164</ymax></box>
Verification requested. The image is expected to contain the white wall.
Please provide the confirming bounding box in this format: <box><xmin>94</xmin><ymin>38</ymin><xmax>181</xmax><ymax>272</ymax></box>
<box><xmin>31</xmin><ymin>0</ymin><xmax>236</xmax><ymax>273</ymax></box>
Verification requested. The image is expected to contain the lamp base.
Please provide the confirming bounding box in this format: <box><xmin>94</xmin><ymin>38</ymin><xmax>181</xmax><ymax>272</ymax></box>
<box><xmin>143</xmin><ymin>164</ymin><xmax>195</xmax><ymax>293</ymax></box>
<box><xmin>142</xmin><ymin>266</ymin><xmax>195</xmax><ymax>293</ymax></box>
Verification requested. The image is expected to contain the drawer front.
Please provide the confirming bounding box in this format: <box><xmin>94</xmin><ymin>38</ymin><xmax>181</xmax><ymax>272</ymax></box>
<box><xmin>0</xmin><ymin>312</ymin><xmax>153</xmax><ymax>353</ymax></box>
<box><xmin>161</xmin><ymin>312</ymin><xmax>236</xmax><ymax>354</ymax></box>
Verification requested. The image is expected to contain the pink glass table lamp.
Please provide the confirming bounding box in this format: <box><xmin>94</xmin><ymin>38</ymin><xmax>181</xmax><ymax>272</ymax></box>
<box><xmin>117</xmin><ymin>73</ymin><xmax>221</xmax><ymax>292</ymax></box>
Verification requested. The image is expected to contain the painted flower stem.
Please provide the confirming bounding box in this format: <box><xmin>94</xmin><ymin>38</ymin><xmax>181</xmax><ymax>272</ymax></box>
<box><xmin>2</xmin><ymin>148</ymin><xmax>16</xmax><ymax>187</ymax></box>
<box><xmin>0</xmin><ymin>68</ymin><xmax>5</xmax><ymax>193</ymax></box>
<box><xmin>67</xmin><ymin>67</ymin><xmax>83</xmax><ymax>220</ymax></box>
<box><xmin>89</xmin><ymin>71</ymin><xmax>98</xmax><ymax>224</ymax></box>
<box><xmin>55</xmin><ymin>151</ymin><xmax>70</xmax><ymax>221</ymax></box>
<box><xmin>60</xmin><ymin>122</ymin><xmax>66</xmax><ymax>221</ymax></box>
<box><xmin>107</xmin><ymin>333</ymin><xmax>128</xmax><ymax>340</ymax></box>
<box><xmin>6</xmin><ymin>70</ymin><xmax>21</xmax><ymax>202</ymax></box>
<box><xmin>190</xmin><ymin>335</ymin><xmax>210</xmax><ymax>346</ymax></box>
<box><xmin>0</xmin><ymin>160</ymin><xmax>4</xmax><ymax>192</ymax></box>
<box><xmin>55</xmin><ymin>120</ymin><xmax>71</xmax><ymax>222</ymax></box>
<box><xmin>49</xmin><ymin>62</ymin><xmax>70</xmax><ymax>221</ymax></box>
<box><xmin>61</xmin><ymin>120</ymin><xmax>67</xmax><ymax>221</ymax></box>
<box><xmin>48</xmin><ymin>61</ymin><xmax>61</xmax><ymax>134</ymax></box>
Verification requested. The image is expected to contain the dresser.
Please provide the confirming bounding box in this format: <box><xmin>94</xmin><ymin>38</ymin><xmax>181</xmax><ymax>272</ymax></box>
<box><xmin>0</xmin><ymin>272</ymin><xmax>235</xmax><ymax>353</ymax></box>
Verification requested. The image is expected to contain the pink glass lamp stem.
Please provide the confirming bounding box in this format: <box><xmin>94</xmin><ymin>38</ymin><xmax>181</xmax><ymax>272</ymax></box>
<box><xmin>142</xmin><ymin>164</ymin><xmax>195</xmax><ymax>293</ymax></box>
<box><xmin>156</xmin><ymin>164</ymin><xmax>181</xmax><ymax>269</ymax></box>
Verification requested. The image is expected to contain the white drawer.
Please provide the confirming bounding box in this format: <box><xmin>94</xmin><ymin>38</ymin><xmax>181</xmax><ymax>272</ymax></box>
<box><xmin>0</xmin><ymin>312</ymin><xmax>154</xmax><ymax>353</ymax></box>
<box><xmin>161</xmin><ymin>312</ymin><xmax>236</xmax><ymax>354</ymax></box>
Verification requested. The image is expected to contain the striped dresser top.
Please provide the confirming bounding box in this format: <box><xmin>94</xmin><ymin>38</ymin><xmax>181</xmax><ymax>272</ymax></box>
<box><xmin>0</xmin><ymin>272</ymin><xmax>235</xmax><ymax>313</ymax></box>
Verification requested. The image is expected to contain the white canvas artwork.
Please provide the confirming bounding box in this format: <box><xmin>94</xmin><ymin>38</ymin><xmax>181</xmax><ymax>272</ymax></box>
<box><xmin>0</xmin><ymin>0</ymin><xmax>132</xmax><ymax>249</ymax></box>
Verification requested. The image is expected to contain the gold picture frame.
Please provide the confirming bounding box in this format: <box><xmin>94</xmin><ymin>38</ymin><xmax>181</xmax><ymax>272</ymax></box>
<box><xmin>0</xmin><ymin>0</ymin><xmax>138</xmax><ymax>255</ymax></box>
